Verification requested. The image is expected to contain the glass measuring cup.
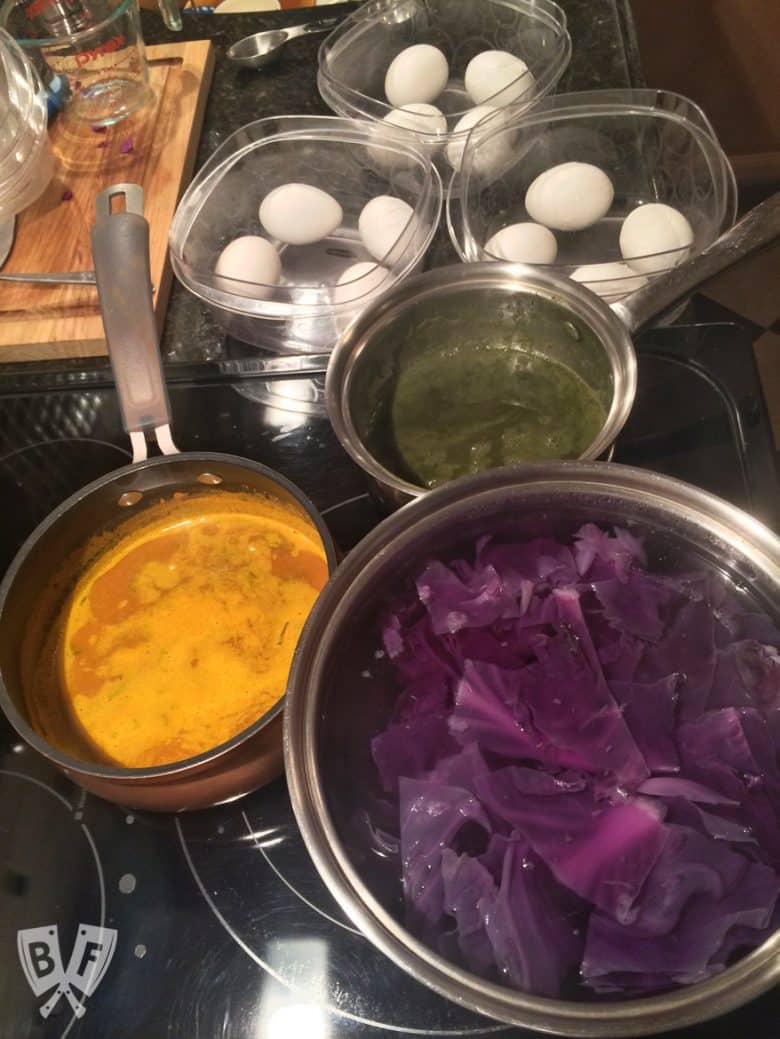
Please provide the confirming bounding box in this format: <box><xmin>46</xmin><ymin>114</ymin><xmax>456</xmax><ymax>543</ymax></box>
<box><xmin>7</xmin><ymin>0</ymin><xmax>180</xmax><ymax>37</ymax></box>
<box><xmin>1</xmin><ymin>0</ymin><xmax>156</xmax><ymax>125</ymax></box>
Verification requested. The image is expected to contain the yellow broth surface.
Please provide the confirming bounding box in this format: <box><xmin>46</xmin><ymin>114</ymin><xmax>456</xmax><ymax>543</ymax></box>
<box><xmin>33</xmin><ymin>492</ymin><xmax>328</xmax><ymax>768</ymax></box>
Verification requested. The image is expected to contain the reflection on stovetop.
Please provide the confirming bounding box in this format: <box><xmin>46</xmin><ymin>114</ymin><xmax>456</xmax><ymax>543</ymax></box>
<box><xmin>174</xmin><ymin>782</ymin><xmax>506</xmax><ymax>1038</ymax></box>
<box><xmin>0</xmin><ymin>322</ymin><xmax>778</xmax><ymax>1039</ymax></box>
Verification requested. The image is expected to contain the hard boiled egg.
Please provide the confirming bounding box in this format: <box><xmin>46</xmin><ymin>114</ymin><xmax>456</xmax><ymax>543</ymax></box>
<box><xmin>332</xmin><ymin>262</ymin><xmax>391</xmax><ymax>305</ymax></box>
<box><xmin>368</xmin><ymin>103</ymin><xmax>448</xmax><ymax>168</ymax></box>
<box><xmin>484</xmin><ymin>222</ymin><xmax>557</xmax><ymax>264</ymax></box>
<box><xmin>259</xmin><ymin>183</ymin><xmax>343</xmax><ymax>246</ymax></box>
<box><xmin>384</xmin><ymin>102</ymin><xmax>447</xmax><ymax>136</ymax></box>
<box><xmin>359</xmin><ymin>196</ymin><xmax>417</xmax><ymax>262</ymax></box>
<box><xmin>619</xmin><ymin>202</ymin><xmax>694</xmax><ymax>275</ymax></box>
<box><xmin>214</xmin><ymin>236</ymin><xmax>281</xmax><ymax>300</ymax></box>
<box><xmin>465</xmin><ymin>50</ymin><xmax>535</xmax><ymax>107</ymax></box>
<box><xmin>385</xmin><ymin>44</ymin><xmax>449</xmax><ymax>107</ymax></box>
<box><xmin>525</xmin><ymin>163</ymin><xmax>614</xmax><ymax>231</ymax></box>
<box><xmin>570</xmin><ymin>261</ymin><xmax>648</xmax><ymax>302</ymax></box>
<box><xmin>446</xmin><ymin>105</ymin><xmax>510</xmax><ymax>172</ymax></box>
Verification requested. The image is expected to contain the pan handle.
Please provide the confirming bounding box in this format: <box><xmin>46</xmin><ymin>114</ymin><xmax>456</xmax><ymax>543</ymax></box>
<box><xmin>91</xmin><ymin>184</ymin><xmax>178</xmax><ymax>464</ymax></box>
<box><xmin>612</xmin><ymin>189</ymin><xmax>780</xmax><ymax>334</ymax></box>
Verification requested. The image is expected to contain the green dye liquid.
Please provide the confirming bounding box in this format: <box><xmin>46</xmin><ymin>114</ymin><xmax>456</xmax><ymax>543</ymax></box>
<box><xmin>389</xmin><ymin>344</ymin><xmax>608</xmax><ymax>489</ymax></box>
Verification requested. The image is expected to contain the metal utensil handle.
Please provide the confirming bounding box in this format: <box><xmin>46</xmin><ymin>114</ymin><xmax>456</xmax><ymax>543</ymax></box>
<box><xmin>284</xmin><ymin>16</ymin><xmax>339</xmax><ymax>40</ymax></box>
<box><xmin>156</xmin><ymin>0</ymin><xmax>182</xmax><ymax>32</ymax></box>
<box><xmin>0</xmin><ymin>271</ymin><xmax>97</xmax><ymax>284</ymax></box>
<box><xmin>613</xmin><ymin>189</ymin><xmax>780</xmax><ymax>334</ymax></box>
<box><xmin>90</xmin><ymin>184</ymin><xmax>172</xmax><ymax>441</ymax></box>
<box><xmin>249</xmin><ymin>353</ymin><xmax>330</xmax><ymax>376</ymax></box>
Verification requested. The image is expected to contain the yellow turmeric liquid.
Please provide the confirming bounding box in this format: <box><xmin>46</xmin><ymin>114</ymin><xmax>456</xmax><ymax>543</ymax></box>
<box><xmin>37</xmin><ymin>492</ymin><xmax>328</xmax><ymax>768</ymax></box>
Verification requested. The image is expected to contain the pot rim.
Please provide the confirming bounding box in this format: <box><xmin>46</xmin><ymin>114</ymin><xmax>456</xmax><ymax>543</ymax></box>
<box><xmin>0</xmin><ymin>451</ymin><xmax>337</xmax><ymax>783</ymax></box>
<box><xmin>284</xmin><ymin>461</ymin><xmax>780</xmax><ymax>1036</ymax></box>
<box><xmin>325</xmin><ymin>262</ymin><xmax>638</xmax><ymax>501</ymax></box>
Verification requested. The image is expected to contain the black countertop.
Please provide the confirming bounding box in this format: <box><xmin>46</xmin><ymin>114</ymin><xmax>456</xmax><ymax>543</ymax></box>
<box><xmin>140</xmin><ymin>0</ymin><xmax>645</xmax><ymax>363</ymax></box>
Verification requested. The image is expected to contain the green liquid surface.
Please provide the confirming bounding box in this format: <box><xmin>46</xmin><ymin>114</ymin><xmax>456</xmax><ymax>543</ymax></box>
<box><xmin>389</xmin><ymin>344</ymin><xmax>608</xmax><ymax>489</ymax></box>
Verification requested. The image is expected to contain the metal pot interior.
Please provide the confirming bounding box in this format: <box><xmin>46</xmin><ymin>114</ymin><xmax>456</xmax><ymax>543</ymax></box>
<box><xmin>287</xmin><ymin>464</ymin><xmax>780</xmax><ymax>1035</ymax></box>
<box><xmin>0</xmin><ymin>452</ymin><xmax>336</xmax><ymax>784</ymax></box>
<box><xmin>327</xmin><ymin>264</ymin><xmax>637</xmax><ymax>502</ymax></box>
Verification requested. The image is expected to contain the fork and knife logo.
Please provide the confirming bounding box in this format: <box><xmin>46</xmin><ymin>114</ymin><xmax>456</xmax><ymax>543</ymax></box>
<box><xmin>17</xmin><ymin>924</ymin><xmax>118</xmax><ymax>1018</ymax></box>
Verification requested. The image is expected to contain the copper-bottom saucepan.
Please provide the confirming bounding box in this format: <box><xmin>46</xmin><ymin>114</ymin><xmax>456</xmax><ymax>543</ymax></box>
<box><xmin>0</xmin><ymin>184</ymin><xmax>336</xmax><ymax>811</ymax></box>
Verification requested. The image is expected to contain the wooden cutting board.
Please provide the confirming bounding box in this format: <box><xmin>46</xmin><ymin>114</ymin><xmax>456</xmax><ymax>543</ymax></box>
<box><xmin>0</xmin><ymin>39</ymin><xmax>214</xmax><ymax>362</ymax></box>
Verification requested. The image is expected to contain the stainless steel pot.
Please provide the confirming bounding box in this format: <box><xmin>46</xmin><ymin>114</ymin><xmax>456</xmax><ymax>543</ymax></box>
<box><xmin>326</xmin><ymin>191</ymin><xmax>780</xmax><ymax>510</ymax></box>
<box><xmin>284</xmin><ymin>461</ymin><xmax>780</xmax><ymax>1036</ymax></box>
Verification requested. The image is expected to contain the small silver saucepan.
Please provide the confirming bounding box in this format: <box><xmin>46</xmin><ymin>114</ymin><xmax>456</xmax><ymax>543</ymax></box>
<box><xmin>326</xmin><ymin>190</ymin><xmax>780</xmax><ymax>511</ymax></box>
<box><xmin>0</xmin><ymin>184</ymin><xmax>337</xmax><ymax>811</ymax></box>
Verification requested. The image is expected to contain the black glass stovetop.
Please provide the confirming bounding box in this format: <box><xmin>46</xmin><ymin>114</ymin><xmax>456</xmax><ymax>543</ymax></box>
<box><xmin>1</xmin><ymin>322</ymin><xmax>778</xmax><ymax>1039</ymax></box>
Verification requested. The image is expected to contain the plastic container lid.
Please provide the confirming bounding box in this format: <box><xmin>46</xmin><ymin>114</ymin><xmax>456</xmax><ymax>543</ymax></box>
<box><xmin>447</xmin><ymin>89</ymin><xmax>738</xmax><ymax>302</ymax></box>
<box><xmin>317</xmin><ymin>0</ymin><xmax>572</xmax><ymax>165</ymax></box>
<box><xmin>169</xmin><ymin>115</ymin><xmax>443</xmax><ymax>322</ymax></box>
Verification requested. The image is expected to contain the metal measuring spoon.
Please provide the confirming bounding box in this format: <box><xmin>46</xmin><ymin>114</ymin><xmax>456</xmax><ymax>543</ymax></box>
<box><xmin>227</xmin><ymin>16</ymin><xmax>339</xmax><ymax>71</ymax></box>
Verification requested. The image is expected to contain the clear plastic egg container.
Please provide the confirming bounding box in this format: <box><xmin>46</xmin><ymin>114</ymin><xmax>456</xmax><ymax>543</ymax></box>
<box><xmin>317</xmin><ymin>0</ymin><xmax>571</xmax><ymax>181</ymax></box>
<box><xmin>168</xmin><ymin>116</ymin><xmax>442</xmax><ymax>352</ymax></box>
<box><xmin>446</xmin><ymin>89</ymin><xmax>738</xmax><ymax>304</ymax></box>
<box><xmin>0</xmin><ymin>28</ymin><xmax>53</xmax><ymax>222</ymax></box>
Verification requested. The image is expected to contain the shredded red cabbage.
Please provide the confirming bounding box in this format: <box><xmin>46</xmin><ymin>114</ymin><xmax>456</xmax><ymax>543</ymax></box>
<box><xmin>371</xmin><ymin>524</ymin><xmax>780</xmax><ymax>998</ymax></box>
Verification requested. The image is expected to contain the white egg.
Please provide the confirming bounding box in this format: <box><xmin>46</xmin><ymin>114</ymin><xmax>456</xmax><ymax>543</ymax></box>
<box><xmin>619</xmin><ymin>203</ymin><xmax>694</xmax><ymax>275</ymax></box>
<box><xmin>359</xmin><ymin>195</ymin><xmax>417</xmax><ymax>263</ymax></box>
<box><xmin>259</xmin><ymin>183</ymin><xmax>343</xmax><ymax>246</ymax></box>
<box><xmin>525</xmin><ymin>163</ymin><xmax>614</xmax><ymax>231</ymax></box>
<box><xmin>570</xmin><ymin>262</ymin><xmax>648</xmax><ymax>301</ymax></box>
<box><xmin>445</xmin><ymin>105</ymin><xmax>510</xmax><ymax>172</ymax></box>
<box><xmin>332</xmin><ymin>262</ymin><xmax>391</xmax><ymax>305</ymax></box>
<box><xmin>367</xmin><ymin>103</ymin><xmax>447</xmax><ymax>168</ymax></box>
<box><xmin>484</xmin><ymin>222</ymin><xmax>557</xmax><ymax>264</ymax></box>
<box><xmin>465</xmin><ymin>50</ymin><xmax>536</xmax><ymax>107</ymax></box>
<box><xmin>385</xmin><ymin>44</ymin><xmax>449</xmax><ymax>107</ymax></box>
<box><xmin>214</xmin><ymin>236</ymin><xmax>281</xmax><ymax>300</ymax></box>
<box><xmin>384</xmin><ymin>102</ymin><xmax>447</xmax><ymax>136</ymax></box>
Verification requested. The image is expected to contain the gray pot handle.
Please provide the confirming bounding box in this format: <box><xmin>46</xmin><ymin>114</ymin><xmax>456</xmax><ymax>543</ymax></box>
<box><xmin>91</xmin><ymin>184</ymin><xmax>178</xmax><ymax>463</ymax></box>
<box><xmin>613</xmin><ymin>190</ymin><xmax>780</xmax><ymax>334</ymax></box>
